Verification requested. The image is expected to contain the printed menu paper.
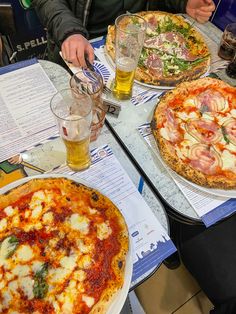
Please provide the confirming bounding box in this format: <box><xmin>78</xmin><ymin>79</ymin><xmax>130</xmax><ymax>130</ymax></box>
<box><xmin>138</xmin><ymin>123</ymin><xmax>236</xmax><ymax>227</ymax></box>
<box><xmin>49</xmin><ymin>144</ymin><xmax>176</xmax><ymax>287</ymax></box>
<box><xmin>0</xmin><ymin>59</ymin><xmax>58</xmax><ymax>163</ymax></box>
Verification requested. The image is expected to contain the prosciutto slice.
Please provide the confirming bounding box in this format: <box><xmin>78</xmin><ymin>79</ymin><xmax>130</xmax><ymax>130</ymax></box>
<box><xmin>189</xmin><ymin>144</ymin><xmax>222</xmax><ymax>174</ymax></box>
<box><xmin>195</xmin><ymin>89</ymin><xmax>226</xmax><ymax>112</ymax></box>
<box><xmin>144</xmin><ymin>31</ymin><xmax>198</xmax><ymax>61</ymax></box>
<box><xmin>144</xmin><ymin>54</ymin><xmax>163</xmax><ymax>77</ymax></box>
<box><xmin>186</xmin><ymin>119</ymin><xmax>222</xmax><ymax>144</ymax></box>
<box><xmin>164</xmin><ymin>108</ymin><xmax>183</xmax><ymax>143</ymax></box>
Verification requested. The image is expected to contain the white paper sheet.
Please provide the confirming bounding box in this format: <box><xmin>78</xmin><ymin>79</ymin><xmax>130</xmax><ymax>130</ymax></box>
<box><xmin>49</xmin><ymin>144</ymin><xmax>176</xmax><ymax>286</ymax></box>
<box><xmin>0</xmin><ymin>60</ymin><xmax>58</xmax><ymax>162</ymax></box>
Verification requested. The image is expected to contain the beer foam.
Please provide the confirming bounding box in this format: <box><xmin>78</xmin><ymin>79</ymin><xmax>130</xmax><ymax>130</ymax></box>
<box><xmin>116</xmin><ymin>57</ymin><xmax>136</xmax><ymax>72</ymax></box>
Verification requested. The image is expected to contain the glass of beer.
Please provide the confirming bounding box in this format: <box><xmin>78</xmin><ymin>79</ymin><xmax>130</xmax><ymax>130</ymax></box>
<box><xmin>113</xmin><ymin>14</ymin><xmax>147</xmax><ymax>100</ymax></box>
<box><xmin>50</xmin><ymin>88</ymin><xmax>92</xmax><ymax>171</ymax></box>
<box><xmin>70</xmin><ymin>69</ymin><xmax>106</xmax><ymax>141</ymax></box>
<box><xmin>218</xmin><ymin>23</ymin><xmax>236</xmax><ymax>60</ymax></box>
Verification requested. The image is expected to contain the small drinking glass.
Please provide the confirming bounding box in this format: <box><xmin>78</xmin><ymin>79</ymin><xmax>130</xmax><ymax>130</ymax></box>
<box><xmin>50</xmin><ymin>88</ymin><xmax>93</xmax><ymax>171</ymax></box>
<box><xmin>226</xmin><ymin>51</ymin><xmax>236</xmax><ymax>79</ymax></box>
<box><xmin>218</xmin><ymin>23</ymin><xmax>236</xmax><ymax>60</ymax></box>
<box><xmin>113</xmin><ymin>13</ymin><xmax>147</xmax><ymax>100</ymax></box>
<box><xmin>70</xmin><ymin>69</ymin><xmax>106</xmax><ymax>141</ymax></box>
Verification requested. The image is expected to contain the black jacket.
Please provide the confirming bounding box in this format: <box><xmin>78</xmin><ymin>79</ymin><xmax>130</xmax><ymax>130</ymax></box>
<box><xmin>32</xmin><ymin>0</ymin><xmax>188</xmax><ymax>63</ymax></box>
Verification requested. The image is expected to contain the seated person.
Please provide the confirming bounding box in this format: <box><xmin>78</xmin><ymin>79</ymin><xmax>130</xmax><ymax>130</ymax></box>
<box><xmin>32</xmin><ymin>0</ymin><xmax>215</xmax><ymax>67</ymax></box>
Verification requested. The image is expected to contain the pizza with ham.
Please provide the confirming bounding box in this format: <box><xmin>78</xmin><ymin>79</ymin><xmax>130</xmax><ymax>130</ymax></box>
<box><xmin>106</xmin><ymin>11</ymin><xmax>210</xmax><ymax>87</ymax></box>
<box><xmin>151</xmin><ymin>77</ymin><xmax>236</xmax><ymax>189</ymax></box>
<box><xmin>0</xmin><ymin>177</ymin><xmax>129</xmax><ymax>313</ymax></box>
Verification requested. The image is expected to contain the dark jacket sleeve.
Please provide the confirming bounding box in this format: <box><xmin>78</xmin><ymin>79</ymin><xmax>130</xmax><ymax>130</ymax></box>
<box><xmin>148</xmin><ymin>0</ymin><xmax>188</xmax><ymax>13</ymax></box>
<box><xmin>31</xmin><ymin>0</ymin><xmax>88</xmax><ymax>46</ymax></box>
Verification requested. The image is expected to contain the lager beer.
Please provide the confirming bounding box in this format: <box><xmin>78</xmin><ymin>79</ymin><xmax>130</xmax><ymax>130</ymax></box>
<box><xmin>50</xmin><ymin>88</ymin><xmax>92</xmax><ymax>171</ymax></box>
<box><xmin>61</xmin><ymin>114</ymin><xmax>91</xmax><ymax>171</ymax></box>
<box><xmin>113</xmin><ymin>57</ymin><xmax>136</xmax><ymax>100</ymax></box>
<box><xmin>113</xmin><ymin>14</ymin><xmax>147</xmax><ymax>100</ymax></box>
<box><xmin>63</xmin><ymin>136</ymin><xmax>91</xmax><ymax>171</ymax></box>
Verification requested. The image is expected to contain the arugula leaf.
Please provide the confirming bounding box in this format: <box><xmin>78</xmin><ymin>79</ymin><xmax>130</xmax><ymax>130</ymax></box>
<box><xmin>221</xmin><ymin>126</ymin><xmax>230</xmax><ymax>144</ymax></box>
<box><xmin>33</xmin><ymin>262</ymin><xmax>49</xmax><ymax>299</ymax></box>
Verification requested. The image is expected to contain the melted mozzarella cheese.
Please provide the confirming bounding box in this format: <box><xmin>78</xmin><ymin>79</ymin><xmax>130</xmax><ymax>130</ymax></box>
<box><xmin>221</xmin><ymin>150</ymin><xmax>236</xmax><ymax>171</ymax></box>
<box><xmin>48</xmin><ymin>267</ymin><xmax>71</xmax><ymax>284</ymax></box>
<box><xmin>230</xmin><ymin>109</ymin><xmax>236</xmax><ymax>118</ymax></box>
<box><xmin>4</xmin><ymin>206</ymin><xmax>15</xmax><ymax>217</ymax></box>
<box><xmin>183</xmin><ymin>98</ymin><xmax>196</xmax><ymax>107</ymax></box>
<box><xmin>177</xmin><ymin>111</ymin><xmax>198</xmax><ymax>121</ymax></box>
<box><xmin>78</xmin><ymin>255</ymin><xmax>92</xmax><ymax>269</ymax></box>
<box><xmin>8</xmin><ymin>280</ymin><xmax>19</xmax><ymax>293</ymax></box>
<box><xmin>12</xmin><ymin>265</ymin><xmax>30</xmax><ymax>277</ymax></box>
<box><xmin>2</xmin><ymin>289</ymin><xmax>12</xmax><ymax>308</ymax></box>
<box><xmin>18</xmin><ymin>276</ymin><xmax>34</xmax><ymax>300</ymax></box>
<box><xmin>69</xmin><ymin>214</ymin><xmax>90</xmax><ymax>234</ymax></box>
<box><xmin>16</xmin><ymin>245</ymin><xmax>33</xmax><ymax>262</ymax></box>
<box><xmin>32</xmin><ymin>260</ymin><xmax>44</xmax><ymax>273</ymax></box>
<box><xmin>0</xmin><ymin>218</ymin><xmax>7</xmax><ymax>232</ymax></box>
<box><xmin>82</xmin><ymin>295</ymin><xmax>95</xmax><ymax>308</ymax></box>
<box><xmin>73</xmin><ymin>270</ymin><xmax>86</xmax><ymax>282</ymax></box>
<box><xmin>76</xmin><ymin>239</ymin><xmax>93</xmax><ymax>254</ymax></box>
<box><xmin>159</xmin><ymin>127</ymin><xmax>170</xmax><ymax>141</ymax></box>
<box><xmin>60</xmin><ymin>255</ymin><xmax>77</xmax><ymax>271</ymax></box>
<box><xmin>43</xmin><ymin>211</ymin><xmax>54</xmax><ymax>224</ymax></box>
<box><xmin>96</xmin><ymin>221</ymin><xmax>112</xmax><ymax>240</ymax></box>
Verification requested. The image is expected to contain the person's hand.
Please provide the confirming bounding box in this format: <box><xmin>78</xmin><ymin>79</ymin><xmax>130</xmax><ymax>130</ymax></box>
<box><xmin>61</xmin><ymin>34</ymin><xmax>94</xmax><ymax>68</ymax></box>
<box><xmin>186</xmin><ymin>0</ymin><xmax>215</xmax><ymax>23</ymax></box>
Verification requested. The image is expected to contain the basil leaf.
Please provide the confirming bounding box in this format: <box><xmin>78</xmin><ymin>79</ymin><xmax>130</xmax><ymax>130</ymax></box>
<box><xmin>33</xmin><ymin>262</ymin><xmax>49</xmax><ymax>299</ymax></box>
<box><xmin>1</xmin><ymin>236</ymin><xmax>19</xmax><ymax>258</ymax></box>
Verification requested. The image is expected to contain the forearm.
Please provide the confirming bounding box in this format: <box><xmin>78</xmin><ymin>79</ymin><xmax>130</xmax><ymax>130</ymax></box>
<box><xmin>32</xmin><ymin>0</ymin><xmax>88</xmax><ymax>46</ymax></box>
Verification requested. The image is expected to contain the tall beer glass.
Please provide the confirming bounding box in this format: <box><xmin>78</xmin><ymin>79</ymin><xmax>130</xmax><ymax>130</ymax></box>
<box><xmin>50</xmin><ymin>88</ymin><xmax>92</xmax><ymax>171</ymax></box>
<box><xmin>113</xmin><ymin>14</ymin><xmax>147</xmax><ymax>100</ymax></box>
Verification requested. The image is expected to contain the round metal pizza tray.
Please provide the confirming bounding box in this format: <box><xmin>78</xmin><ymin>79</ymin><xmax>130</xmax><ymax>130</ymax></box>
<box><xmin>0</xmin><ymin>173</ymin><xmax>133</xmax><ymax>314</ymax></box>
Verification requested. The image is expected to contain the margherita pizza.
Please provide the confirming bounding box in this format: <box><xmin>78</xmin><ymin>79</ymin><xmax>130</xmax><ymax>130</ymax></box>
<box><xmin>0</xmin><ymin>177</ymin><xmax>129</xmax><ymax>313</ymax></box>
<box><xmin>106</xmin><ymin>11</ymin><xmax>210</xmax><ymax>87</ymax></box>
<box><xmin>151</xmin><ymin>77</ymin><xmax>236</xmax><ymax>189</ymax></box>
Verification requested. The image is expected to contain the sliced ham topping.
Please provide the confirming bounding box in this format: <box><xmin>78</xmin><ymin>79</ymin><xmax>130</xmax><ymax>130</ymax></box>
<box><xmin>147</xmin><ymin>16</ymin><xmax>158</xmax><ymax>29</ymax></box>
<box><xmin>186</xmin><ymin>119</ymin><xmax>222</xmax><ymax>144</ymax></box>
<box><xmin>195</xmin><ymin>89</ymin><xmax>226</xmax><ymax>113</ymax></box>
<box><xmin>145</xmin><ymin>53</ymin><xmax>163</xmax><ymax>77</ymax></box>
<box><xmin>177</xmin><ymin>47</ymin><xmax>199</xmax><ymax>61</ymax></box>
<box><xmin>144</xmin><ymin>31</ymin><xmax>198</xmax><ymax>62</ymax></box>
<box><xmin>164</xmin><ymin>108</ymin><xmax>183</xmax><ymax>143</ymax></box>
<box><xmin>189</xmin><ymin>144</ymin><xmax>222</xmax><ymax>174</ymax></box>
<box><xmin>223</xmin><ymin>118</ymin><xmax>236</xmax><ymax>145</ymax></box>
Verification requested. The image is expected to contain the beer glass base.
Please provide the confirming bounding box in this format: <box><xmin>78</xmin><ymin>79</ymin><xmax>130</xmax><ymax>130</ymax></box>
<box><xmin>67</xmin><ymin>160</ymin><xmax>91</xmax><ymax>172</ymax></box>
<box><xmin>112</xmin><ymin>90</ymin><xmax>132</xmax><ymax>100</ymax></box>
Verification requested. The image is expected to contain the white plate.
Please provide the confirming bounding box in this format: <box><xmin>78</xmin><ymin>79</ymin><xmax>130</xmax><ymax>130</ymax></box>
<box><xmin>0</xmin><ymin>174</ymin><xmax>133</xmax><ymax>314</ymax></box>
<box><xmin>178</xmin><ymin>174</ymin><xmax>236</xmax><ymax>199</ymax></box>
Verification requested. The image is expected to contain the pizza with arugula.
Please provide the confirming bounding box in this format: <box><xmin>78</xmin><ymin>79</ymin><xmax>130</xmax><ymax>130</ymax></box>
<box><xmin>106</xmin><ymin>11</ymin><xmax>210</xmax><ymax>87</ymax></box>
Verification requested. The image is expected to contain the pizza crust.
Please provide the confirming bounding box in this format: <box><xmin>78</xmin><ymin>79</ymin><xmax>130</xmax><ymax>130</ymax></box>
<box><xmin>152</xmin><ymin>78</ymin><xmax>236</xmax><ymax>189</ymax></box>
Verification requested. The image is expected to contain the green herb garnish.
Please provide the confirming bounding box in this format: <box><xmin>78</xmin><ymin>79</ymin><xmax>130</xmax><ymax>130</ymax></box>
<box><xmin>2</xmin><ymin>236</ymin><xmax>19</xmax><ymax>258</ymax></box>
<box><xmin>221</xmin><ymin>126</ymin><xmax>230</xmax><ymax>144</ymax></box>
<box><xmin>33</xmin><ymin>262</ymin><xmax>49</xmax><ymax>299</ymax></box>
